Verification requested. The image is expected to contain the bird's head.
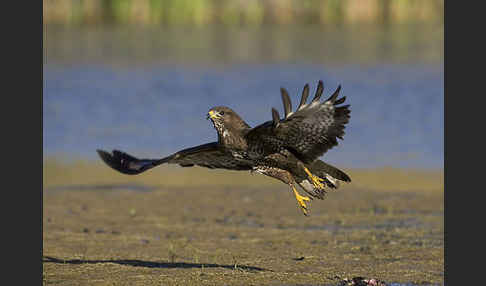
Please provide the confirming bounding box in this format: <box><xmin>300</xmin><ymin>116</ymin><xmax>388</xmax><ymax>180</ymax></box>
<box><xmin>207</xmin><ymin>106</ymin><xmax>236</xmax><ymax>129</ymax></box>
<box><xmin>207</xmin><ymin>106</ymin><xmax>250</xmax><ymax>140</ymax></box>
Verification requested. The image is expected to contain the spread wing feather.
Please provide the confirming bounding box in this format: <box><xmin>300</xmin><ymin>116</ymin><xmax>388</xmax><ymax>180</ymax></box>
<box><xmin>272</xmin><ymin>108</ymin><xmax>281</xmax><ymax>127</ymax></box>
<box><xmin>311</xmin><ymin>80</ymin><xmax>324</xmax><ymax>103</ymax></box>
<box><xmin>297</xmin><ymin>84</ymin><xmax>310</xmax><ymax>110</ymax></box>
<box><xmin>246</xmin><ymin>81</ymin><xmax>350</xmax><ymax>164</ymax></box>
<box><xmin>280</xmin><ymin>88</ymin><xmax>293</xmax><ymax>118</ymax></box>
<box><xmin>97</xmin><ymin>142</ymin><xmax>252</xmax><ymax>175</ymax></box>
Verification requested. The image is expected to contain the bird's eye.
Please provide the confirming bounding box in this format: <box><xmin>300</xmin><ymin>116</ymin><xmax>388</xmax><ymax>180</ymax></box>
<box><xmin>220</xmin><ymin>111</ymin><xmax>225</xmax><ymax>115</ymax></box>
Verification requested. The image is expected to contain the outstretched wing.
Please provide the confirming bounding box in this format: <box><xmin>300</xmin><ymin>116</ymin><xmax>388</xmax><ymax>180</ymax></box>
<box><xmin>246</xmin><ymin>81</ymin><xmax>350</xmax><ymax>164</ymax></box>
<box><xmin>97</xmin><ymin>142</ymin><xmax>252</xmax><ymax>175</ymax></box>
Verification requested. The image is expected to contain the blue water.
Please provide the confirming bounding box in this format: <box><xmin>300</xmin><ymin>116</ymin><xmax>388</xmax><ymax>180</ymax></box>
<box><xmin>43</xmin><ymin>63</ymin><xmax>443</xmax><ymax>169</ymax></box>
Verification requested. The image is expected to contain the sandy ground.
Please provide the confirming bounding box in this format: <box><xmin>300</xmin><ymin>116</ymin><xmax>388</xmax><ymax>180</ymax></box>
<box><xmin>43</xmin><ymin>160</ymin><xmax>443</xmax><ymax>285</ymax></box>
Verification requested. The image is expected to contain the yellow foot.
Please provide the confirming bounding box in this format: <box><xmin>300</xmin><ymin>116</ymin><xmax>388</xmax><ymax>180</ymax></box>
<box><xmin>292</xmin><ymin>185</ymin><xmax>311</xmax><ymax>216</ymax></box>
<box><xmin>303</xmin><ymin>167</ymin><xmax>325</xmax><ymax>190</ymax></box>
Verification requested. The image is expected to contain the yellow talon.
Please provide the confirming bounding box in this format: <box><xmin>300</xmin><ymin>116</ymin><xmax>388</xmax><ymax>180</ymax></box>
<box><xmin>292</xmin><ymin>185</ymin><xmax>311</xmax><ymax>216</ymax></box>
<box><xmin>303</xmin><ymin>167</ymin><xmax>325</xmax><ymax>190</ymax></box>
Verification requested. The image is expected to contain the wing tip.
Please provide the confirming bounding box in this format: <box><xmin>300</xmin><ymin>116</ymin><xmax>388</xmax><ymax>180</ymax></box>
<box><xmin>280</xmin><ymin>87</ymin><xmax>293</xmax><ymax>118</ymax></box>
<box><xmin>312</xmin><ymin>80</ymin><xmax>324</xmax><ymax>102</ymax></box>
<box><xmin>298</xmin><ymin>83</ymin><xmax>310</xmax><ymax>110</ymax></box>
<box><xmin>272</xmin><ymin>108</ymin><xmax>280</xmax><ymax>127</ymax></box>
<box><xmin>96</xmin><ymin>149</ymin><xmax>112</xmax><ymax>162</ymax></box>
<box><xmin>326</xmin><ymin>84</ymin><xmax>342</xmax><ymax>103</ymax></box>
<box><xmin>97</xmin><ymin>149</ymin><xmax>150</xmax><ymax>175</ymax></box>
<box><xmin>96</xmin><ymin>149</ymin><xmax>121</xmax><ymax>171</ymax></box>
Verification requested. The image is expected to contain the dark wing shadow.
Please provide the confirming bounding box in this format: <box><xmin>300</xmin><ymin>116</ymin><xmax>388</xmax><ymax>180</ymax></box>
<box><xmin>43</xmin><ymin>256</ymin><xmax>269</xmax><ymax>272</ymax></box>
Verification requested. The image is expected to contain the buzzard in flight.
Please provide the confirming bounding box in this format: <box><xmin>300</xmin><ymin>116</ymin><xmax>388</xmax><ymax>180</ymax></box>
<box><xmin>97</xmin><ymin>80</ymin><xmax>351</xmax><ymax>216</ymax></box>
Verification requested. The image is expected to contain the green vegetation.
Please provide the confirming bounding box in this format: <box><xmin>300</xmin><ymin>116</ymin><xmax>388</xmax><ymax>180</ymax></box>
<box><xmin>43</xmin><ymin>160</ymin><xmax>443</xmax><ymax>285</ymax></box>
<box><xmin>44</xmin><ymin>0</ymin><xmax>443</xmax><ymax>26</ymax></box>
<box><xmin>44</xmin><ymin>22</ymin><xmax>443</xmax><ymax>67</ymax></box>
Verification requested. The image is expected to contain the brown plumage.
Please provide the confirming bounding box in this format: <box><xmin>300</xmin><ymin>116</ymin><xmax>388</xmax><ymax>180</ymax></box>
<box><xmin>97</xmin><ymin>80</ymin><xmax>351</xmax><ymax>216</ymax></box>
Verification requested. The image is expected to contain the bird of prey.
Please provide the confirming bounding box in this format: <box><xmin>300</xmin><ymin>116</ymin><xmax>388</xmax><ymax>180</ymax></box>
<box><xmin>97</xmin><ymin>80</ymin><xmax>351</xmax><ymax>216</ymax></box>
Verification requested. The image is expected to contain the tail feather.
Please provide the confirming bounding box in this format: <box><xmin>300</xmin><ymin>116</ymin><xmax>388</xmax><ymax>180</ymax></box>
<box><xmin>297</xmin><ymin>160</ymin><xmax>351</xmax><ymax>200</ymax></box>
<box><xmin>309</xmin><ymin>160</ymin><xmax>351</xmax><ymax>183</ymax></box>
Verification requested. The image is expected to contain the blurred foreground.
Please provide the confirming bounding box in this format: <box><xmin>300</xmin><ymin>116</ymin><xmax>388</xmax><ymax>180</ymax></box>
<box><xmin>43</xmin><ymin>160</ymin><xmax>443</xmax><ymax>285</ymax></box>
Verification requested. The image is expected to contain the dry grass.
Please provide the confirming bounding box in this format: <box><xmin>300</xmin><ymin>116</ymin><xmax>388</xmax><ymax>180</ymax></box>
<box><xmin>43</xmin><ymin>159</ymin><xmax>443</xmax><ymax>285</ymax></box>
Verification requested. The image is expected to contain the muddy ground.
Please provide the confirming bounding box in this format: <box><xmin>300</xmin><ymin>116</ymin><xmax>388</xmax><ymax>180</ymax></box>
<box><xmin>43</xmin><ymin>160</ymin><xmax>443</xmax><ymax>285</ymax></box>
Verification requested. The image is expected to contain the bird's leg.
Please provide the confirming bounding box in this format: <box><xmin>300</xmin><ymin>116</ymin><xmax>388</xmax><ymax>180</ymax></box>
<box><xmin>253</xmin><ymin>161</ymin><xmax>312</xmax><ymax>216</ymax></box>
<box><xmin>302</xmin><ymin>166</ymin><xmax>326</xmax><ymax>190</ymax></box>
<box><xmin>291</xmin><ymin>184</ymin><xmax>311</xmax><ymax>216</ymax></box>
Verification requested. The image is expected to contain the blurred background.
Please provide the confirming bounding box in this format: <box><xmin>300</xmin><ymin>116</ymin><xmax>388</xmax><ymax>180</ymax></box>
<box><xmin>43</xmin><ymin>0</ymin><xmax>444</xmax><ymax>169</ymax></box>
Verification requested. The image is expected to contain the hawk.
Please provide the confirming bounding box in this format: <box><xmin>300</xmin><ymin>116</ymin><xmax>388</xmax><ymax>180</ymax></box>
<box><xmin>97</xmin><ymin>80</ymin><xmax>351</xmax><ymax>216</ymax></box>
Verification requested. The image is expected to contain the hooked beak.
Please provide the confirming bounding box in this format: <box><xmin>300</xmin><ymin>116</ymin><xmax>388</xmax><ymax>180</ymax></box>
<box><xmin>207</xmin><ymin>110</ymin><xmax>220</xmax><ymax>120</ymax></box>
